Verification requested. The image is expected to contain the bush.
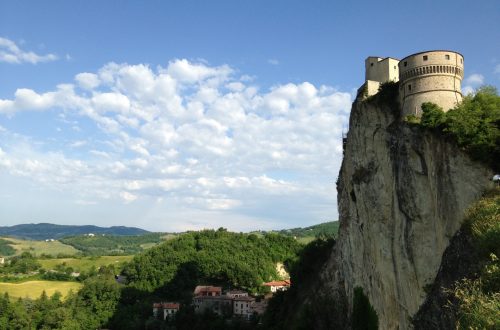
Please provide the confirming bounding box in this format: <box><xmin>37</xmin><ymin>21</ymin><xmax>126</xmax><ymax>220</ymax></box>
<box><xmin>451</xmin><ymin>188</ymin><xmax>500</xmax><ymax>329</ymax></box>
<box><xmin>413</xmin><ymin>87</ymin><xmax>500</xmax><ymax>171</ymax></box>
<box><xmin>420</xmin><ymin>102</ymin><xmax>446</xmax><ymax>128</ymax></box>
<box><xmin>352</xmin><ymin>287</ymin><xmax>378</xmax><ymax>330</ymax></box>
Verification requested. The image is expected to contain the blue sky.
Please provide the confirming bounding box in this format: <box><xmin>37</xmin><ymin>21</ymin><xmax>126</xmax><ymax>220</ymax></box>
<box><xmin>0</xmin><ymin>0</ymin><xmax>499</xmax><ymax>232</ymax></box>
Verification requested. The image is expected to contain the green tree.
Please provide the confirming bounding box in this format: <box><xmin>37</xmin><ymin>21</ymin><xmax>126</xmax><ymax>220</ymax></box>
<box><xmin>420</xmin><ymin>102</ymin><xmax>446</xmax><ymax>128</ymax></box>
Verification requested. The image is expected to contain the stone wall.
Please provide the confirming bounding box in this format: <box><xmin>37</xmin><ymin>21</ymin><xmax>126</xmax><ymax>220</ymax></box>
<box><xmin>398</xmin><ymin>51</ymin><xmax>464</xmax><ymax>117</ymax></box>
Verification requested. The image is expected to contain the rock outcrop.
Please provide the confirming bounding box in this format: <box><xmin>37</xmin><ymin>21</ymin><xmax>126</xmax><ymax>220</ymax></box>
<box><xmin>324</xmin><ymin>85</ymin><xmax>493</xmax><ymax>329</ymax></box>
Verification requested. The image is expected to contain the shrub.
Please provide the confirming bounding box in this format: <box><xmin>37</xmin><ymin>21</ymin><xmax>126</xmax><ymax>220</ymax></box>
<box><xmin>352</xmin><ymin>287</ymin><xmax>378</xmax><ymax>330</ymax></box>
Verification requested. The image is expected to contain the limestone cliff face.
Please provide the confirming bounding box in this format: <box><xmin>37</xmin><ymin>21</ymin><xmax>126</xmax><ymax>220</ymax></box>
<box><xmin>329</xmin><ymin>88</ymin><xmax>493</xmax><ymax>329</ymax></box>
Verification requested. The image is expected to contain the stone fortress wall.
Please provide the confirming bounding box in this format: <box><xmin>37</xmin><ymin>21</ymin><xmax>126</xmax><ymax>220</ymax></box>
<box><xmin>399</xmin><ymin>50</ymin><xmax>463</xmax><ymax>117</ymax></box>
<box><xmin>364</xmin><ymin>57</ymin><xmax>399</xmax><ymax>96</ymax></box>
<box><xmin>361</xmin><ymin>50</ymin><xmax>464</xmax><ymax>117</ymax></box>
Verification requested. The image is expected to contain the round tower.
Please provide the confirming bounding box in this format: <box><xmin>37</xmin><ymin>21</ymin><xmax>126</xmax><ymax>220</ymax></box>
<box><xmin>398</xmin><ymin>50</ymin><xmax>464</xmax><ymax>117</ymax></box>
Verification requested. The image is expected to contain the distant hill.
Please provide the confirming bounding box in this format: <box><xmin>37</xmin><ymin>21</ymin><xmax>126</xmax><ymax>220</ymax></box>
<box><xmin>275</xmin><ymin>221</ymin><xmax>339</xmax><ymax>239</ymax></box>
<box><xmin>0</xmin><ymin>223</ymin><xmax>150</xmax><ymax>240</ymax></box>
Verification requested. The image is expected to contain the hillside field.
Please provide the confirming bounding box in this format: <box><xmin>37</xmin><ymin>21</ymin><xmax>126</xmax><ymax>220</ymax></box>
<box><xmin>0</xmin><ymin>280</ymin><xmax>82</xmax><ymax>300</ymax></box>
<box><xmin>1</xmin><ymin>237</ymin><xmax>79</xmax><ymax>257</ymax></box>
<box><xmin>39</xmin><ymin>255</ymin><xmax>133</xmax><ymax>272</ymax></box>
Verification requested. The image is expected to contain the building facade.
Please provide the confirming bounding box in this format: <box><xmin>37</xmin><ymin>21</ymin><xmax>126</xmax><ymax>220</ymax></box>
<box><xmin>360</xmin><ymin>50</ymin><xmax>464</xmax><ymax>117</ymax></box>
<box><xmin>398</xmin><ymin>50</ymin><xmax>463</xmax><ymax>117</ymax></box>
<box><xmin>153</xmin><ymin>302</ymin><xmax>180</xmax><ymax>320</ymax></box>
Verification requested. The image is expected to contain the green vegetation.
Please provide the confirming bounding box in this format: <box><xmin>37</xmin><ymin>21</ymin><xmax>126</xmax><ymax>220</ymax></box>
<box><xmin>2</xmin><ymin>237</ymin><xmax>79</xmax><ymax>257</ymax></box>
<box><xmin>0</xmin><ymin>223</ymin><xmax>149</xmax><ymax>240</ymax></box>
<box><xmin>60</xmin><ymin>233</ymin><xmax>165</xmax><ymax>256</ymax></box>
<box><xmin>262</xmin><ymin>238</ymin><xmax>342</xmax><ymax>329</ymax></box>
<box><xmin>352</xmin><ymin>287</ymin><xmax>379</xmax><ymax>330</ymax></box>
<box><xmin>123</xmin><ymin>229</ymin><xmax>301</xmax><ymax>294</ymax></box>
<box><xmin>409</xmin><ymin>86</ymin><xmax>500</xmax><ymax>171</ymax></box>
<box><xmin>0</xmin><ymin>252</ymin><xmax>41</xmax><ymax>275</ymax></box>
<box><xmin>0</xmin><ymin>239</ymin><xmax>15</xmax><ymax>256</ymax></box>
<box><xmin>0</xmin><ymin>267</ymin><xmax>121</xmax><ymax>330</ymax></box>
<box><xmin>0</xmin><ymin>280</ymin><xmax>82</xmax><ymax>300</ymax></box>
<box><xmin>39</xmin><ymin>255</ymin><xmax>133</xmax><ymax>273</ymax></box>
<box><xmin>275</xmin><ymin>221</ymin><xmax>339</xmax><ymax>241</ymax></box>
<box><xmin>451</xmin><ymin>188</ymin><xmax>500</xmax><ymax>329</ymax></box>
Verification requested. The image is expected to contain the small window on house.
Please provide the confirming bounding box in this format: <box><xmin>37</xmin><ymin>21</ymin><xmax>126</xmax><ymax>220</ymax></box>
<box><xmin>404</xmin><ymin>61</ymin><xmax>407</xmax><ymax>67</ymax></box>
<box><xmin>408</xmin><ymin>84</ymin><xmax>412</xmax><ymax>91</ymax></box>
<box><xmin>445</xmin><ymin>54</ymin><xmax>450</xmax><ymax>60</ymax></box>
<box><xmin>423</xmin><ymin>55</ymin><xmax>428</xmax><ymax>61</ymax></box>
<box><xmin>370</xmin><ymin>63</ymin><xmax>374</xmax><ymax>67</ymax></box>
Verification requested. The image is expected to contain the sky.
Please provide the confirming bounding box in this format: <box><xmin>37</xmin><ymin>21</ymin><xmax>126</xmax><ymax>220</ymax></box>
<box><xmin>0</xmin><ymin>0</ymin><xmax>499</xmax><ymax>232</ymax></box>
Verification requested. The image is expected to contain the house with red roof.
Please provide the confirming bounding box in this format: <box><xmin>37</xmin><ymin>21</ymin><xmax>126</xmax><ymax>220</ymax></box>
<box><xmin>262</xmin><ymin>279</ymin><xmax>291</xmax><ymax>293</ymax></box>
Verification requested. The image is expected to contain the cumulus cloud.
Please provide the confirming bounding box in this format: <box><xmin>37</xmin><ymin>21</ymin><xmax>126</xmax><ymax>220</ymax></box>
<box><xmin>495</xmin><ymin>64</ymin><xmax>500</xmax><ymax>75</ymax></box>
<box><xmin>463</xmin><ymin>73</ymin><xmax>485</xmax><ymax>95</ymax></box>
<box><xmin>0</xmin><ymin>59</ymin><xmax>352</xmax><ymax>230</ymax></box>
<box><xmin>465</xmin><ymin>73</ymin><xmax>484</xmax><ymax>86</ymax></box>
<box><xmin>0</xmin><ymin>37</ymin><xmax>58</xmax><ymax>64</ymax></box>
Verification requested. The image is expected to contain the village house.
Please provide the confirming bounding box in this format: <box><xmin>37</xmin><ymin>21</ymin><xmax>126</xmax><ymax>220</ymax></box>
<box><xmin>262</xmin><ymin>279</ymin><xmax>291</xmax><ymax>293</ymax></box>
<box><xmin>152</xmin><ymin>302</ymin><xmax>180</xmax><ymax>320</ymax></box>
<box><xmin>193</xmin><ymin>295</ymin><xmax>233</xmax><ymax>316</ymax></box>
<box><xmin>192</xmin><ymin>286</ymin><xmax>261</xmax><ymax>320</ymax></box>
<box><xmin>225</xmin><ymin>290</ymin><xmax>248</xmax><ymax>298</ymax></box>
<box><xmin>232</xmin><ymin>296</ymin><xmax>255</xmax><ymax>320</ymax></box>
<box><xmin>193</xmin><ymin>285</ymin><xmax>222</xmax><ymax>297</ymax></box>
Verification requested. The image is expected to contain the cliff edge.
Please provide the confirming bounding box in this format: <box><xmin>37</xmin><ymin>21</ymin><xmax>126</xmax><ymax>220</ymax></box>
<box><xmin>326</xmin><ymin>84</ymin><xmax>493</xmax><ymax>329</ymax></box>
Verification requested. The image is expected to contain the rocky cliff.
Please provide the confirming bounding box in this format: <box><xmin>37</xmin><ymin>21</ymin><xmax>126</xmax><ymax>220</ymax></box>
<box><xmin>324</xmin><ymin>84</ymin><xmax>494</xmax><ymax>329</ymax></box>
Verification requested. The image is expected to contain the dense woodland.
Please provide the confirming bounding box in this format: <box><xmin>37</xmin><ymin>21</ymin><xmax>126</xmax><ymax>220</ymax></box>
<box><xmin>410</xmin><ymin>86</ymin><xmax>500</xmax><ymax>171</ymax></box>
<box><xmin>273</xmin><ymin>221</ymin><xmax>339</xmax><ymax>239</ymax></box>
<box><xmin>0</xmin><ymin>239</ymin><xmax>15</xmax><ymax>257</ymax></box>
<box><xmin>60</xmin><ymin>233</ymin><xmax>165</xmax><ymax>256</ymax></box>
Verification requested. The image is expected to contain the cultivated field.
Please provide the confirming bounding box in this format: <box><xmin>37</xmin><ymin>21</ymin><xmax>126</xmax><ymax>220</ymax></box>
<box><xmin>39</xmin><ymin>255</ymin><xmax>133</xmax><ymax>272</ymax></box>
<box><xmin>0</xmin><ymin>280</ymin><xmax>82</xmax><ymax>300</ymax></box>
<box><xmin>2</xmin><ymin>237</ymin><xmax>79</xmax><ymax>256</ymax></box>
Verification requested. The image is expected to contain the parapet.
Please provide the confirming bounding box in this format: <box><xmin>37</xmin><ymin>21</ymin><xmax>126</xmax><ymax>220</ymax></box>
<box><xmin>398</xmin><ymin>50</ymin><xmax>463</xmax><ymax>117</ymax></box>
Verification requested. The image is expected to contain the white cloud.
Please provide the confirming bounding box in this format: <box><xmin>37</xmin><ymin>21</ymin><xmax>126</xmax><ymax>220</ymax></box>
<box><xmin>0</xmin><ymin>59</ymin><xmax>352</xmax><ymax>230</ymax></box>
<box><xmin>268</xmin><ymin>59</ymin><xmax>279</xmax><ymax>65</ymax></box>
<box><xmin>0</xmin><ymin>37</ymin><xmax>58</xmax><ymax>64</ymax></box>
<box><xmin>75</xmin><ymin>73</ymin><xmax>100</xmax><ymax>90</ymax></box>
<box><xmin>465</xmin><ymin>73</ymin><xmax>484</xmax><ymax>86</ymax></box>
<box><xmin>495</xmin><ymin>64</ymin><xmax>500</xmax><ymax>75</ymax></box>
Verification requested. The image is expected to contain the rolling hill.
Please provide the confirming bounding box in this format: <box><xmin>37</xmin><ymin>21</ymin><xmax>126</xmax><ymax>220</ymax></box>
<box><xmin>0</xmin><ymin>223</ymin><xmax>149</xmax><ymax>240</ymax></box>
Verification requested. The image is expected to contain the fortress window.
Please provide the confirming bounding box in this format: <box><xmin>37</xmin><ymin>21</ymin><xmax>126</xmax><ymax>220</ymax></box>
<box><xmin>423</xmin><ymin>55</ymin><xmax>428</xmax><ymax>61</ymax></box>
<box><xmin>408</xmin><ymin>84</ymin><xmax>412</xmax><ymax>91</ymax></box>
<box><xmin>370</xmin><ymin>63</ymin><xmax>374</xmax><ymax>67</ymax></box>
<box><xmin>461</xmin><ymin>58</ymin><xmax>463</xmax><ymax>63</ymax></box>
<box><xmin>445</xmin><ymin>54</ymin><xmax>450</xmax><ymax>60</ymax></box>
<box><xmin>404</xmin><ymin>61</ymin><xmax>407</xmax><ymax>67</ymax></box>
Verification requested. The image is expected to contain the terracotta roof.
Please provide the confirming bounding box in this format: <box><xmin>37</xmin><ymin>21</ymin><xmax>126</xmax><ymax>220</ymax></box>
<box><xmin>262</xmin><ymin>280</ymin><xmax>291</xmax><ymax>287</ymax></box>
<box><xmin>194</xmin><ymin>285</ymin><xmax>222</xmax><ymax>295</ymax></box>
<box><xmin>153</xmin><ymin>302</ymin><xmax>180</xmax><ymax>309</ymax></box>
<box><xmin>193</xmin><ymin>295</ymin><xmax>233</xmax><ymax>301</ymax></box>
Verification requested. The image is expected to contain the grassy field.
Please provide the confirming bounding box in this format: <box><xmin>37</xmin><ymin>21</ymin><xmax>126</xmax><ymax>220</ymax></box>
<box><xmin>1</xmin><ymin>237</ymin><xmax>79</xmax><ymax>256</ymax></box>
<box><xmin>0</xmin><ymin>281</ymin><xmax>82</xmax><ymax>300</ymax></box>
<box><xmin>39</xmin><ymin>255</ymin><xmax>133</xmax><ymax>272</ymax></box>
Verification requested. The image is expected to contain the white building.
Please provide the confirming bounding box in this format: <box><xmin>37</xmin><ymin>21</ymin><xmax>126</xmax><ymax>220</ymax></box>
<box><xmin>233</xmin><ymin>296</ymin><xmax>255</xmax><ymax>320</ymax></box>
<box><xmin>262</xmin><ymin>280</ymin><xmax>291</xmax><ymax>293</ymax></box>
<box><xmin>153</xmin><ymin>302</ymin><xmax>180</xmax><ymax>320</ymax></box>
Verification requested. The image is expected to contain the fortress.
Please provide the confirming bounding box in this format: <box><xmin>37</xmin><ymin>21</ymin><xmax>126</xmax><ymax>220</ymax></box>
<box><xmin>361</xmin><ymin>50</ymin><xmax>464</xmax><ymax>117</ymax></box>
